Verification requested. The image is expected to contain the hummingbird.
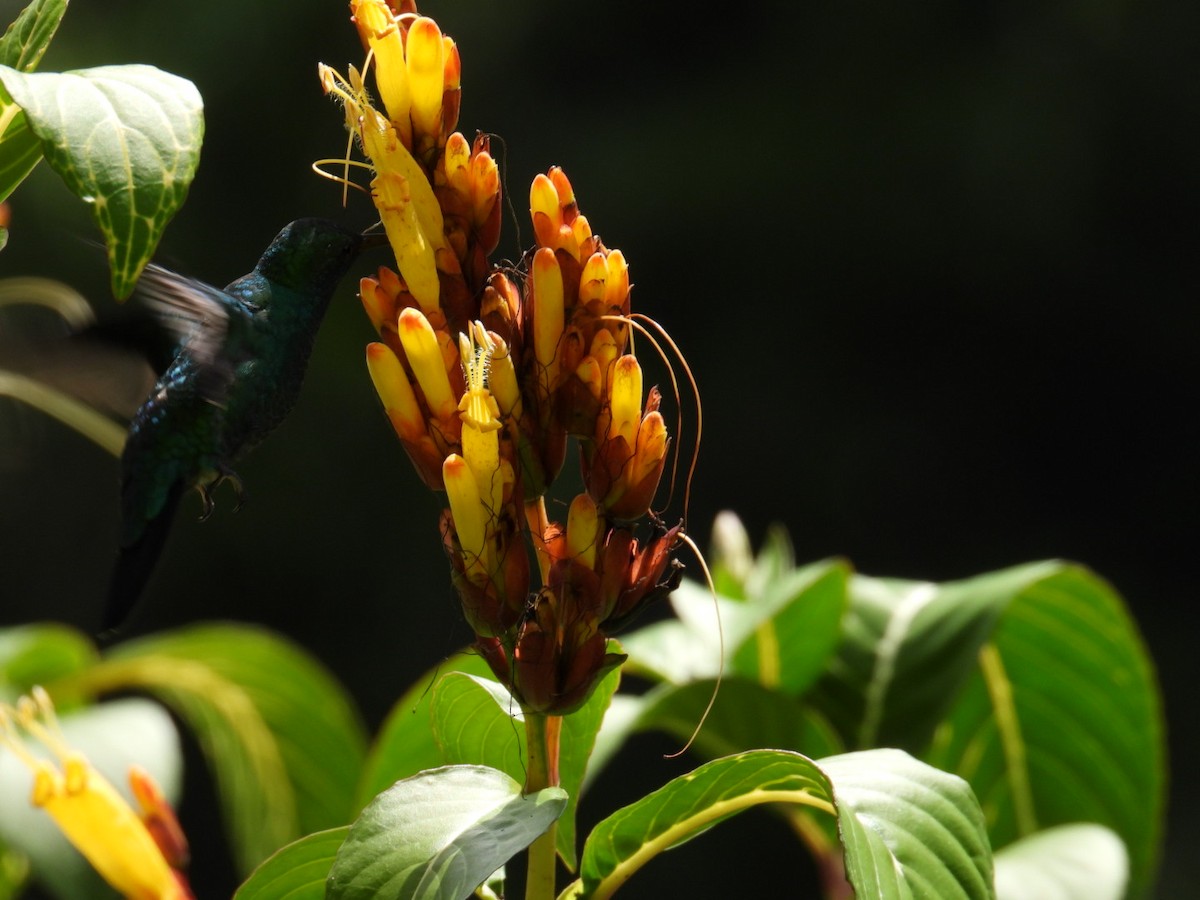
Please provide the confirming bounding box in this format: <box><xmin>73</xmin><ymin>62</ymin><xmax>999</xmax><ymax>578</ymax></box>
<box><xmin>104</xmin><ymin>218</ymin><xmax>383</xmax><ymax>632</ymax></box>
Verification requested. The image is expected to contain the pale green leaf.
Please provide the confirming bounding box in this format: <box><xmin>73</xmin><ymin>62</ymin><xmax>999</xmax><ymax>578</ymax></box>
<box><xmin>0</xmin><ymin>63</ymin><xmax>203</xmax><ymax>297</ymax></box>
<box><xmin>993</xmin><ymin>823</ymin><xmax>1127</xmax><ymax>900</ymax></box>
<box><xmin>327</xmin><ymin>765</ymin><xmax>566</xmax><ymax>900</ymax></box>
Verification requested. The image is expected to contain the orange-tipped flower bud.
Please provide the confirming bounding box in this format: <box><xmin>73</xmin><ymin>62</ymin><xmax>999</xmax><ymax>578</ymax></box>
<box><xmin>398</xmin><ymin>307</ymin><xmax>456</xmax><ymax>420</ymax></box>
<box><xmin>366</xmin><ymin>342</ymin><xmax>425</xmax><ymax>444</ymax></box>
<box><xmin>608</xmin><ymin>355</ymin><xmax>643</xmax><ymax>447</ymax></box>
<box><xmin>407</xmin><ymin>17</ymin><xmax>445</xmax><ymax>141</ymax></box>
<box><xmin>531</xmin><ymin>248</ymin><xmax>564</xmax><ymax>402</ymax></box>
<box><xmin>567</xmin><ymin>493</ymin><xmax>600</xmax><ymax>568</ymax></box>
<box><xmin>444</xmin><ymin>453</ymin><xmax>489</xmax><ymax>582</ymax></box>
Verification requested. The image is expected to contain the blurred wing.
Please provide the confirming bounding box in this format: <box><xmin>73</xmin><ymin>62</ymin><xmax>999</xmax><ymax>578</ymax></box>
<box><xmin>135</xmin><ymin>264</ymin><xmax>254</xmax><ymax>407</ymax></box>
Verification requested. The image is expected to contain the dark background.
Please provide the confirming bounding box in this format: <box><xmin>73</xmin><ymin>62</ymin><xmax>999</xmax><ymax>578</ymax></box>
<box><xmin>1</xmin><ymin>1</ymin><xmax>1195</xmax><ymax>896</ymax></box>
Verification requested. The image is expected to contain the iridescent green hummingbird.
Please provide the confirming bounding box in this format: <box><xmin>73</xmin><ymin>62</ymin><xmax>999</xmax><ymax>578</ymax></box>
<box><xmin>105</xmin><ymin>218</ymin><xmax>383</xmax><ymax>631</ymax></box>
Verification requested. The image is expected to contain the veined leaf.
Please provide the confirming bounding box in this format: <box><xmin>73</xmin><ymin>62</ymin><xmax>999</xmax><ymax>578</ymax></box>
<box><xmin>0</xmin><ymin>63</ymin><xmax>202</xmax><ymax>297</ymax></box>
<box><xmin>327</xmin><ymin>765</ymin><xmax>565</xmax><ymax>900</ymax></box>
<box><xmin>0</xmin><ymin>0</ymin><xmax>68</xmax><ymax>72</ymax></box>
<box><xmin>78</xmin><ymin>623</ymin><xmax>368</xmax><ymax>874</ymax></box>
<box><xmin>566</xmin><ymin>748</ymin><xmax>992</xmax><ymax>900</ymax></box>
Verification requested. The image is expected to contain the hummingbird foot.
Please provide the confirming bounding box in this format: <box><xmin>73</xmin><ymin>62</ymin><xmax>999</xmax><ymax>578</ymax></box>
<box><xmin>196</xmin><ymin>480</ymin><xmax>218</xmax><ymax>521</ymax></box>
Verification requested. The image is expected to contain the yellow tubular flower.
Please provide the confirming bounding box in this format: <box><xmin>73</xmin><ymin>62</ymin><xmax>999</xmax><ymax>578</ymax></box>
<box><xmin>530</xmin><ymin>173</ymin><xmax>571</xmax><ymax>255</ymax></box>
<box><xmin>458</xmin><ymin>322</ymin><xmax>504</xmax><ymax>516</ymax></box>
<box><xmin>487</xmin><ymin>335</ymin><xmax>523</xmax><ymax>421</ymax></box>
<box><xmin>444</xmin><ymin>453</ymin><xmax>489</xmax><ymax>581</ymax></box>
<box><xmin>398</xmin><ymin>308</ymin><xmax>456</xmax><ymax>420</ymax></box>
<box><xmin>0</xmin><ymin>690</ymin><xmax>187</xmax><ymax>900</ymax></box>
<box><xmin>366</xmin><ymin>342</ymin><xmax>425</xmax><ymax>443</ymax></box>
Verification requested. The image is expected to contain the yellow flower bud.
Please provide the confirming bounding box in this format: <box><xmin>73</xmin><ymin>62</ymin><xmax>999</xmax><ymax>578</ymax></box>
<box><xmin>532</xmin><ymin>247</ymin><xmax>564</xmax><ymax>402</ymax></box>
<box><xmin>609</xmin><ymin>354</ymin><xmax>643</xmax><ymax>447</ymax></box>
<box><xmin>366</xmin><ymin>342</ymin><xmax>424</xmax><ymax>443</ymax></box>
<box><xmin>406</xmin><ymin>17</ymin><xmax>445</xmax><ymax>140</ymax></box>
<box><xmin>398</xmin><ymin>307</ymin><xmax>456</xmax><ymax>421</ymax></box>
<box><xmin>567</xmin><ymin>493</ymin><xmax>600</xmax><ymax>568</ymax></box>
<box><xmin>444</xmin><ymin>453</ymin><xmax>489</xmax><ymax>582</ymax></box>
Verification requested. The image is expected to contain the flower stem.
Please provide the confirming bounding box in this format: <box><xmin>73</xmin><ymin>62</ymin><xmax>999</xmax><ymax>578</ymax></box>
<box><xmin>524</xmin><ymin>496</ymin><xmax>553</xmax><ymax>584</ymax></box>
<box><xmin>523</xmin><ymin>711</ymin><xmax>561</xmax><ymax>900</ymax></box>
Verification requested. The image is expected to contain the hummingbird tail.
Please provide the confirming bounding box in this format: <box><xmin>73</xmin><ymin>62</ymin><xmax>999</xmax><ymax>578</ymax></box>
<box><xmin>102</xmin><ymin>482</ymin><xmax>184</xmax><ymax>634</ymax></box>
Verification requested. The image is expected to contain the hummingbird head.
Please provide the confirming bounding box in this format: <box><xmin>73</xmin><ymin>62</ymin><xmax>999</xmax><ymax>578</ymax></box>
<box><xmin>255</xmin><ymin>218</ymin><xmax>375</xmax><ymax>297</ymax></box>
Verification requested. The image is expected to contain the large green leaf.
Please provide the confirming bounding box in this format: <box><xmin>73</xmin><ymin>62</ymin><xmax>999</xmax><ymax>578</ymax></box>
<box><xmin>327</xmin><ymin>765</ymin><xmax>566</xmax><ymax>900</ymax></box>
<box><xmin>565</xmin><ymin>748</ymin><xmax>993</xmax><ymax>900</ymax></box>
<box><xmin>992</xmin><ymin>823</ymin><xmax>1127</xmax><ymax>900</ymax></box>
<box><xmin>0</xmin><ymin>63</ymin><xmax>202</xmax><ymax>297</ymax></box>
<box><xmin>233</xmin><ymin>827</ymin><xmax>350</xmax><ymax>900</ymax></box>
<box><xmin>0</xmin><ymin>0</ymin><xmax>67</xmax><ymax>72</ymax></box>
<box><xmin>922</xmin><ymin>565</ymin><xmax>1163</xmax><ymax>897</ymax></box>
<box><xmin>430</xmin><ymin>664</ymin><xmax>621</xmax><ymax>870</ymax></box>
<box><xmin>77</xmin><ymin>624</ymin><xmax>368</xmax><ymax>874</ymax></box>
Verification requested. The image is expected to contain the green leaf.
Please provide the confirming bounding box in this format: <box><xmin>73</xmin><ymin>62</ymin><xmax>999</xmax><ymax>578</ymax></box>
<box><xmin>0</xmin><ymin>696</ymin><xmax>182</xmax><ymax>900</ymax></box>
<box><xmin>922</xmin><ymin>565</ymin><xmax>1163</xmax><ymax>897</ymax></box>
<box><xmin>993</xmin><ymin>824</ymin><xmax>1127</xmax><ymax>900</ymax></box>
<box><xmin>327</xmin><ymin>765</ymin><xmax>566</xmax><ymax>900</ymax></box>
<box><xmin>430</xmin><ymin>664</ymin><xmax>622</xmax><ymax>871</ymax></box>
<box><xmin>0</xmin><ymin>0</ymin><xmax>67</xmax><ymax>72</ymax></box>
<box><xmin>432</xmin><ymin>672</ymin><xmax>525</xmax><ymax>778</ymax></box>
<box><xmin>0</xmin><ymin>88</ymin><xmax>42</xmax><ymax>204</ymax></box>
<box><xmin>810</xmin><ymin>562</ymin><xmax>1061</xmax><ymax>752</ymax></box>
<box><xmin>233</xmin><ymin>827</ymin><xmax>350</xmax><ymax>900</ymax></box>
<box><xmin>0</xmin><ymin>63</ymin><xmax>203</xmax><ymax>297</ymax></box>
<box><xmin>81</xmin><ymin>623</ymin><xmax>368</xmax><ymax>874</ymax></box>
<box><xmin>568</xmin><ymin>748</ymin><xmax>993</xmax><ymax>900</ymax></box>
<box><xmin>0</xmin><ymin>622</ymin><xmax>97</xmax><ymax>703</ymax></box>
<box><xmin>356</xmin><ymin>651</ymin><xmax>494</xmax><ymax>812</ymax></box>
<box><xmin>0</xmin><ymin>843</ymin><xmax>30</xmax><ymax>900</ymax></box>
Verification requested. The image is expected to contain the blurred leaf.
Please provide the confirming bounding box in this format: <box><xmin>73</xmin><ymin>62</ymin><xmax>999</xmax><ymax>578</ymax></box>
<box><xmin>430</xmin><ymin>663</ymin><xmax>621</xmax><ymax>871</ymax></box>
<box><xmin>0</xmin><ymin>697</ymin><xmax>182</xmax><ymax>900</ymax></box>
<box><xmin>355</xmin><ymin>651</ymin><xmax>492</xmax><ymax>812</ymax></box>
<box><xmin>233</xmin><ymin>827</ymin><xmax>349</xmax><ymax>900</ymax></box>
<box><xmin>993</xmin><ymin>824</ymin><xmax>1127</xmax><ymax>900</ymax></box>
<box><xmin>327</xmin><ymin>765</ymin><xmax>565</xmax><ymax>900</ymax></box>
<box><xmin>634</xmin><ymin>677</ymin><xmax>843</xmax><ymax>763</ymax></box>
<box><xmin>0</xmin><ymin>622</ymin><xmax>97</xmax><ymax>703</ymax></box>
<box><xmin>922</xmin><ymin>565</ymin><xmax>1163</xmax><ymax>898</ymax></box>
<box><xmin>79</xmin><ymin>624</ymin><xmax>367</xmax><ymax>874</ymax></box>
<box><xmin>567</xmin><ymin>748</ymin><xmax>992</xmax><ymax>900</ymax></box>
<box><xmin>0</xmin><ymin>63</ymin><xmax>202</xmax><ymax>297</ymax></box>
<box><xmin>0</xmin><ymin>92</ymin><xmax>41</xmax><ymax>204</ymax></box>
<box><xmin>0</xmin><ymin>0</ymin><xmax>67</xmax><ymax>72</ymax></box>
<box><xmin>0</xmin><ymin>843</ymin><xmax>30</xmax><ymax>900</ymax></box>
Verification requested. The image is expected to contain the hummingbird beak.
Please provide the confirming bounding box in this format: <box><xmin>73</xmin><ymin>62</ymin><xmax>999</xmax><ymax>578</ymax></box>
<box><xmin>360</xmin><ymin>231</ymin><xmax>390</xmax><ymax>250</ymax></box>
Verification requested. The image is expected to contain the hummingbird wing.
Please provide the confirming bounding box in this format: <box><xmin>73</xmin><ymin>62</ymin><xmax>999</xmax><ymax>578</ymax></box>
<box><xmin>134</xmin><ymin>264</ymin><xmax>258</xmax><ymax>409</ymax></box>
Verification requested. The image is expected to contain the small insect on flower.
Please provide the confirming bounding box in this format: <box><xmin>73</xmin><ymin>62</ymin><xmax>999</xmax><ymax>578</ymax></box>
<box><xmin>0</xmin><ymin>688</ymin><xmax>192</xmax><ymax>900</ymax></box>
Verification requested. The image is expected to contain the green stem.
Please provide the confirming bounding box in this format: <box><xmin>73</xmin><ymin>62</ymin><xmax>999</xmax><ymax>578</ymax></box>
<box><xmin>523</xmin><ymin>711</ymin><xmax>561</xmax><ymax>900</ymax></box>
